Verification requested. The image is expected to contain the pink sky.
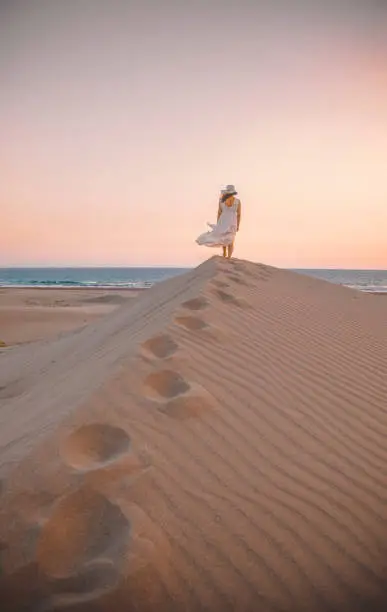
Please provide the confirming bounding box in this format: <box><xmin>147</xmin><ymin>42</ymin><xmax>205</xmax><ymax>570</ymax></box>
<box><xmin>1</xmin><ymin>0</ymin><xmax>387</xmax><ymax>268</ymax></box>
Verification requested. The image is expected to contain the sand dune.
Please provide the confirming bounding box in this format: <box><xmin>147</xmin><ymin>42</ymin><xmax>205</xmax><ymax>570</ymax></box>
<box><xmin>1</xmin><ymin>257</ymin><xmax>387</xmax><ymax>611</ymax></box>
<box><xmin>0</xmin><ymin>289</ymin><xmax>137</xmax><ymax>346</ymax></box>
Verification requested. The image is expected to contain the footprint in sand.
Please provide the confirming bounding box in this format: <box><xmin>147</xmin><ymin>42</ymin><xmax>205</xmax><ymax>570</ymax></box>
<box><xmin>211</xmin><ymin>279</ymin><xmax>230</xmax><ymax>289</ymax></box>
<box><xmin>213</xmin><ymin>289</ymin><xmax>236</xmax><ymax>303</ymax></box>
<box><xmin>141</xmin><ymin>334</ymin><xmax>178</xmax><ymax>359</ymax></box>
<box><xmin>144</xmin><ymin>370</ymin><xmax>190</xmax><ymax>400</ymax></box>
<box><xmin>212</xmin><ymin>289</ymin><xmax>250</xmax><ymax>308</ymax></box>
<box><xmin>60</xmin><ymin>423</ymin><xmax>130</xmax><ymax>471</ymax></box>
<box><xmin>43</xmin><ymin>559</ymin><xmax>120</xmax><ymax>610</ymax></box>
<box><xmin>181</xmin><ymin>297</ymin><xmax>208</xmax><ymax>311</ymax></box>
<box><xmin>37</xmin><ymin>487</ymin><xmax>130</xmax><ymax>579</ymax></box>
<box><xmin>224</xmin><ymin>273</ymin><xmax>249</xmax><ymax>286</ymax></box>
<box><xmin>144</xmin><ymin>369</ymin><xmax>212</xmax><ymax>420</ymax></box>
<box><xmin>232</xmin><ymin>263</ymin><xmax>257</xmax><ymax>278</ymax></box>
<box><xmin>174</xmin><ymin>316</ymin><xmax>209</xmax><ymax>332</ymax></box>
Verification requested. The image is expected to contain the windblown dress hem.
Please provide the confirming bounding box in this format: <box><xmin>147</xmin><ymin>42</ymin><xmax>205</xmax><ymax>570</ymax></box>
<box><xmin>196</xmin><ymin>198</ymin><xmax>239</xmax><ymax>248</ymax></box>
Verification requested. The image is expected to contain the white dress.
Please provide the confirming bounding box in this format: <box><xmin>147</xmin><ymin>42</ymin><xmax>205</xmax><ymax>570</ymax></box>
<box><xmin>196</xmin><ymin>198</ymin><xmax>240</xmax><ymax>248</ymax></box>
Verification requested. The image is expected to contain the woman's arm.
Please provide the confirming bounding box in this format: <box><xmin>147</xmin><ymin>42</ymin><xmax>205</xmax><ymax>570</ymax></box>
<box><xmin>217</xmin><ymin>199</ymin><xmax>222</xmax><ymax>221</ymax></box>
<box><xmin>237</xmin><ymin>200</ymin><xmax>241</xmax><ymax>230</ymax></box>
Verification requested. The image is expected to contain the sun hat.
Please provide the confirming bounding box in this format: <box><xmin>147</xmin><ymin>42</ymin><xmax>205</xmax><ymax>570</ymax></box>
<box><xmin>221</xmin><ymin>184</ymin><xmax>238</xmax><ymax>195</ymax></box>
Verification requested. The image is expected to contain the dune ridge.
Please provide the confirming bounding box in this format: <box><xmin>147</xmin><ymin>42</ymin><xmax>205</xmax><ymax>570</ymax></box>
<box><xmin>1</xmin><ymin>256</ymin><xmax>387</xmax><ymax>611</ymax></box>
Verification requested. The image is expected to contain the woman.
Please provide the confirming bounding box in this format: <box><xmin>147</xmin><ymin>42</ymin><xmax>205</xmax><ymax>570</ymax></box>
<box><xmin>196</xmin><ymin>185</ymin><xmax>241</xmax><ymax>259</ymax></box>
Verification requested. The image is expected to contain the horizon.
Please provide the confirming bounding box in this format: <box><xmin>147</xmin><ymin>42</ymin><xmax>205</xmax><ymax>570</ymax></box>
<box><xmin>2</xmin><ymin>1</ymin><xmax>387</xmax><ymax>269</ymax></box>
<box><xmin>1</xmin><ymin>262</ymin><xmax>387</xmax><ymax>272</ymax></box>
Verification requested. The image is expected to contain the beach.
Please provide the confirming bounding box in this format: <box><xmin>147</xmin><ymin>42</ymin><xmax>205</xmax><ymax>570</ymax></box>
<box><xmin>0</xmin><ymin>288</ymin><xmax>139</xmax><ymax>347</ymax></box>
<box><xmin>1</xmin><ymin>256</ymin><xmax>387</xmax><ymax>611</ymax></box>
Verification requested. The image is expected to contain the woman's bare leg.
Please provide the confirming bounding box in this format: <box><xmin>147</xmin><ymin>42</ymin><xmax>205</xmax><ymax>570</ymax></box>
<box><xmin>222</xmin><ymin>247</ymin><xmax>227</xmax><ymax>258</ymax></box>
<box><xmin>227</xmin><ymin>242</ymin><xmax>234</xmax><ymax>258</ymax></box>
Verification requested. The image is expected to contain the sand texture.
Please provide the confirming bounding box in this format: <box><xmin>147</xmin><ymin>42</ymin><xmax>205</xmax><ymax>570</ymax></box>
<box><xmin>0</xmin><ymin>289</ymin><xmax>137</xmax><ymax>346</ymax></box>
<box><xmin>1</xmin><ymin>257</ymin><xmax>387</xmax><ymax>611</ymax></box>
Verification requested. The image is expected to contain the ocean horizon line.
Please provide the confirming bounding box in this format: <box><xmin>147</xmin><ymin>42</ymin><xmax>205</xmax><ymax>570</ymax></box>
<box><xmin>1</xmin><ymin>265</ymin><xmax>386</xmax><ymax>272</ymax></box>
<box><xmin>1</xmin><ymin>265</ymin><xmax>387</xmax><ymax>294</ymax></box>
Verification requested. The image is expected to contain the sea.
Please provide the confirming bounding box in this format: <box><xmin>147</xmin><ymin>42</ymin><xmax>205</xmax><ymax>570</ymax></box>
<box><xmin>0</xmin><ymin>267</ymin><xmax>386</xmax><ymax>293</ymax></box>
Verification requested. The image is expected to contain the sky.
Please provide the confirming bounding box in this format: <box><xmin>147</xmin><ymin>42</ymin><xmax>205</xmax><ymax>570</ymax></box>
<box><xmin>1</xmin><ymin>0</ymin><xmax>387</xmax><ymax>268</ymax></box>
